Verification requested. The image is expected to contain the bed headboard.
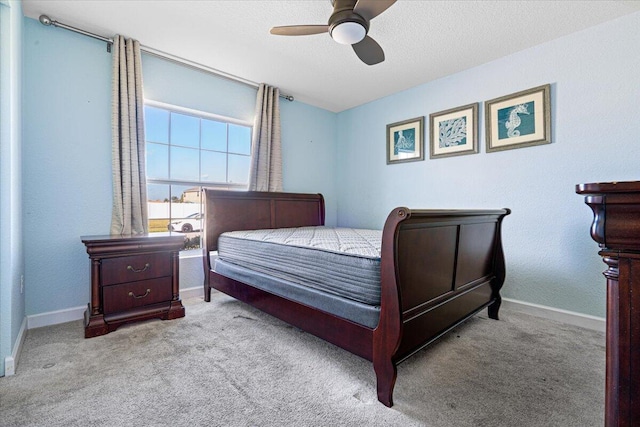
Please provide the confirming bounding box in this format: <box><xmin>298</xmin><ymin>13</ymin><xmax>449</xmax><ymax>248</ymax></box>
<box><xmin>202</xmin><ymin>189</ymin><xmax>325</xmax><ymax>261</ymax></box>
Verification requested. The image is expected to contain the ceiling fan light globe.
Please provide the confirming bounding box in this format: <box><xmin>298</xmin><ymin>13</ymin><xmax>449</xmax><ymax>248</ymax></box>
<box><xmin>331</xmin><ymin>21</ymin><xmax>366</xmax><ymax>45</ymax></box>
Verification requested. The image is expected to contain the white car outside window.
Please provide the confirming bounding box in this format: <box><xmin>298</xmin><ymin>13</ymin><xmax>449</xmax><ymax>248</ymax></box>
<box><xmin>168</xmin><ymin>213</ymin><xmax>202</xmax><ymax>233</ymax></box>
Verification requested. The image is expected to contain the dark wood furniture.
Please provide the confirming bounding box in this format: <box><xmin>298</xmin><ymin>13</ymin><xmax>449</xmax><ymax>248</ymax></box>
<box><xmin>81</xmin><ymin>234</ymin><xmax>186</xmax><ymax>338</ymax></box>
<box><xmin>202</xmin><ymin>190</ymin><xmax>510</xmax><ymax>407</ymax></box>
<box><xmin>577</xmin><ymin>181</ymin><xmax>640</xmax><ymax>427</ymax></box>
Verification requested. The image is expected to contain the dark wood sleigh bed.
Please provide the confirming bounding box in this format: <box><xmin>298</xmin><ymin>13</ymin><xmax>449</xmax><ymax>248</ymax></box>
<box><xmin>202</xmin><ymin>189</ymin><xmax>510</xmax><ymax>407</ymax></box>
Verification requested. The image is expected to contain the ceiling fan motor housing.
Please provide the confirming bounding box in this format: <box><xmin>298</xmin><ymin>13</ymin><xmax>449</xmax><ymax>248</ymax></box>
<box><xmin>329</xmin><ymin>0</ymin><xmax>370</xmax><ymax>44</ymax></box>
<box><xmin>268</xmin><ymin>0</ymin><xmax>392</xmax><ymax>64</ymax></box>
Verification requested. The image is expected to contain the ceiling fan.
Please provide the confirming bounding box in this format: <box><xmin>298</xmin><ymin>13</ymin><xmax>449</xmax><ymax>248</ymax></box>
<box><xmin>270</xmin><ymin>0</ymin><xmax>397</xmax><ymax>66</ymax></box>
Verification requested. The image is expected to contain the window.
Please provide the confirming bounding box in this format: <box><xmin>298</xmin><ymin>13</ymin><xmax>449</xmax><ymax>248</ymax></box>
<box><xmin>144</xmin><ymin>101</ymin><xmax>252</xmax><ymax>250</ymax></box>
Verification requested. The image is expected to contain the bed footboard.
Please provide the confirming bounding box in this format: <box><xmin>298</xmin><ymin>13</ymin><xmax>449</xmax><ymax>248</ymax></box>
<box><xmin>374</xmin><ymin>207</ymin><xmax>510</xmax><ymax>406</ymax></box>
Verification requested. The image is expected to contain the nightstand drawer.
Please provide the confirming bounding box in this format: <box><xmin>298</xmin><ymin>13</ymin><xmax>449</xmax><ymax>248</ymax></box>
<box><xmin>101</xmin><ymin>252</ymin><xmax>171</xmax><ymax>286</ymax></box>
<box><xmin>102</xmin><ymin>277</ymin><xmax>173</xmax><ymax>315</ymax></box>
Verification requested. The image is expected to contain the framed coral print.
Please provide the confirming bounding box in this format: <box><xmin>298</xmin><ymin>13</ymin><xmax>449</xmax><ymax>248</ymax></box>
<box><xmin>485</xmin><ymin>84</ymin><xmax>551</xmax><ymax>152</ymax></box>
<box><xmin>429</xmin><ymin>103</ymin><xmax>479</xmax><ymax>159</ymax></box>
<box><xmin>386</xmin><ymin>117</ymin><xmax>425</xmax><ymax>164</ymax></box>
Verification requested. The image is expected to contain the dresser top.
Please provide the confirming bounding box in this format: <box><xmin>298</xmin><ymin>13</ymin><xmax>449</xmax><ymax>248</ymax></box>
<box><xmin>576</xmin><ymin>180</ymin><xmax>640</xmax><ymax>194</ymax></box>
<box><xmin>81</xmin><ymin>233</ymin><xmax>185</xmax><ymax>243</ymax></box>
<box><xmin>81</xmin><ymin>233</ymin><xmax>186</xmax><ymax>255</ymax></box>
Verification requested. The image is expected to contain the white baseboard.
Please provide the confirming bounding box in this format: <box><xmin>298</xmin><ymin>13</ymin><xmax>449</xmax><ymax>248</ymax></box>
<box><xmin>27</xmin><ymin>305</ymin><xmax>86</xmax><ymax>329</ymax></box>
<box><xmin>22</xmin><ymin>290</ymin><xmax>603</xmax><ymax>334</ymax></box>
<box><xmin>25</xmin><ymin>287</ymin><xmax>205</xmax><ymax>330</ymax></box>
<box><xmin>8</xmin><ymin>288</ymin><xmax>206</xmax><ymax>374</ymax></box>
<box><xmin>502</xmin><ymin>298</ymin><xmax>605</xmax><ymax>332</ymax></box>
<box><xmin>4</xmin><ymin>316</ymin><xmax>27</xmax><ymax>376</ymax></box>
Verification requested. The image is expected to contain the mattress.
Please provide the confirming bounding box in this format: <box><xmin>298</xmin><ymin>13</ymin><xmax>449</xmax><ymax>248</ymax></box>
<box><xmin>212</xmin><ymin>257</ymin><xmax>381</xmax><ymax>328</ymax></box>
<box><xmin>216</xmin><ymin>226</ymin><xmax>382</xmax><ymax>306</ymax></box>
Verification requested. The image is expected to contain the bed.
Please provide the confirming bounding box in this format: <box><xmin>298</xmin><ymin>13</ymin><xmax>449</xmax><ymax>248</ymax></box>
<box><xmin>202</xmin><ymin>189</ymin><xmax>510</xmax><ymax>407</ymax></box>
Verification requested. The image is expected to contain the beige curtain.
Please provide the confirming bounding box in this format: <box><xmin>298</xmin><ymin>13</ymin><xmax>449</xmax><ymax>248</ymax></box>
<box><xmin>110</xmin><ymin>35</ymin><xmax>148</xmax><ymax>234</ymax></box>
<box><xmin>248</xmin><ymin>83</ymin><xmax>283</xmax><ymax>192</ymax></box>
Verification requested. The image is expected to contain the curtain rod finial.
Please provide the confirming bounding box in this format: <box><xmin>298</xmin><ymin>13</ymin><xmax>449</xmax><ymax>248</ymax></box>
<box><xmin>39</xmin><ymin>15</ymin><xmax>53</xmax><ymax>26</ymax></box>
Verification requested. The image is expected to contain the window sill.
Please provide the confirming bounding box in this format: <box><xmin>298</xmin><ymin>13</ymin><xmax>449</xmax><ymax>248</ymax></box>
<box><xmin>179</xmin><ymin>248</ymin><xmax>203</xmax><ymax>259</ymax></box>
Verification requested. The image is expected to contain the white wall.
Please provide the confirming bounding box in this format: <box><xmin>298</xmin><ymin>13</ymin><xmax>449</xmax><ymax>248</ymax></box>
<box><xmin>335</xmin><ymin>12</ymin><xmax>640</xmax><ymax>318</ymax></box>
<box><xmin>148</xmin><ymin>203</ymin><xmax>200</xmax><ymax>219</ymax></box>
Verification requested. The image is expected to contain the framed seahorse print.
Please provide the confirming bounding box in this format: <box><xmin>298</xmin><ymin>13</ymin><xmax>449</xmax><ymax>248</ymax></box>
<box><xmin>485</xmin><ymin>84</ymin><xmax>551</xmax><ymax>152</ymax></box>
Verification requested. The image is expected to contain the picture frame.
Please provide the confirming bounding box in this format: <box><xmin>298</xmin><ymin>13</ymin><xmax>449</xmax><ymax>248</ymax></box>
<box><xmin>386</xmin><ymin>116</ymin><xmax>424</xmax><ymax>164</ymax></box>
<box><xmin>485</xmin><ymin>84</ymin><xmax>551</xmax><ymax>152</ymax></box>
<box><xmin>429</xmin><ymin>103</ymin><xmax>479</xmax><ymax>159</ymax></box>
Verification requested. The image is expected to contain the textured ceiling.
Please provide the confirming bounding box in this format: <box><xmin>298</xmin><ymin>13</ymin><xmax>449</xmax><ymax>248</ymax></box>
<box><xmin>21</xmin><ymin>0</ymin><xmax>640</xmax><ymax>112</ymax></box>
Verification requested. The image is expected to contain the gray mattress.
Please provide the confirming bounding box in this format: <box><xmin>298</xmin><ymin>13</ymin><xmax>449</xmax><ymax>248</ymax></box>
<box><xmin>214</xmin><ymin>226</ymin><xmax>383</xmax><ymax>328</ymax></box>
<box><xmin>213</xmin><ymin>257</ymin><xmax>381</xmax><ymax>328</ymax></box>
<box><xmin>217</xmin><ymin>226</ymin><xmax>382</xmax><ymax>306</ymax></box>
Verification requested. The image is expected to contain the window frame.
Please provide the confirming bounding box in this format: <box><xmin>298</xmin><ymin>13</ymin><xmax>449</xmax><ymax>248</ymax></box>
<box><xmin>144</xmin><ymin>100</ymin><xmax>253</xmax><ymax>253</ymax></box>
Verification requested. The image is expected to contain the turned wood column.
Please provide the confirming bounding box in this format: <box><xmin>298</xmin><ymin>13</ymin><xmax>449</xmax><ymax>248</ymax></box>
<box><xmin>577</xmin><ymin>181</ymin><xmax>640</xmax><ymax>427</ymax></box>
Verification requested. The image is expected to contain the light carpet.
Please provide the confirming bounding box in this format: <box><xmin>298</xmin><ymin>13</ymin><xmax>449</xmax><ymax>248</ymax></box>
<box><xmin>0</xmin><ymin>292</ymin><xmax>605</xmax><ymax>426</ymax></box>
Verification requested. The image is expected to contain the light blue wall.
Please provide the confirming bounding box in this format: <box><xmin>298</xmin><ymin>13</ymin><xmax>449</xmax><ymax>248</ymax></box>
<box><xmin>141</xmin><ymin>53</ymin><xmax>338</xmax><ymax>226</ymax></box>
<box><xmin>0</xmin><ymin>0</ymin><xmax>24</xmax><ymax>376</ymax></box>
<box><xmin>280</xmin><ymin>100</ymin><xmax>338</xmax><ymax>225</ymax></box>
<box><xmin>142</xmin><ymin>54</ymin><xmax>256</xmax><ymax>123</ymax></box>
<box><xmin>21</xmin><ymin>16</ymin><xmax>337</xmax><ymax>316</ymax></box>
<box><xmin>335</xmin><ymin>12</ymin><xmax>640</xmax><ymax>318</ymax></box>
<box><xmin>22</xmin><ymin>17</ymin><xmax>112</xmax><ymax>318</ymax></box>
<box><xmin>19</xmin><ymin>10</ymin><xmax>640</xmax><ymax>322</ymax></box>
<box><xmin>142</xmin><ymin>53</ymin><xmax>338</xmax><ymax>292</ymax></box>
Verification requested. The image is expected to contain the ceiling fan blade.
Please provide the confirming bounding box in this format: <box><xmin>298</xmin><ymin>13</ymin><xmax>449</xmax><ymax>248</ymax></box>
<box><xmin>352</xmin><ymin>35</ymin><xmax>385</xmax><ymax>65</ymax></box>
<box><xmin>353</xmin><ymin>0</ymin><xmax>397</xmax><ymax>21</ymax></box>
<box><xmin>270</xmin><ymin>25</ymin><xmax>329</xmax><ymax>36</ymax></box>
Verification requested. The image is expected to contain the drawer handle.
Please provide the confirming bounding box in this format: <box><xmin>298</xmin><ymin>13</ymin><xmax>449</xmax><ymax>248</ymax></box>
<box><xmin>128</xmin><ymin>289</ymin><xmax>151</xmax><ymax>299</ymax></box>
<box><xmin>127</xmin><ymin>263</ymin><xmax>150</xmax><ymax>273</ymax></box>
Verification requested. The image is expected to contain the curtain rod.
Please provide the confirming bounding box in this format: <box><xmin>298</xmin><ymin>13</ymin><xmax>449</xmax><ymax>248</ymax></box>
<box><xmin>38</xmin><ymin>14</ymin><xmax>295</xmax><ymax>102</ymax></box>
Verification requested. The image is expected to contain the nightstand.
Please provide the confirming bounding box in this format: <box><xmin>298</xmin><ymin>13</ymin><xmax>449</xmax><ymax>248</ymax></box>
<box><xmin>81</xmin><ymin>234</ymin><xmax>186</xmax><ymax>338</ymax></box>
